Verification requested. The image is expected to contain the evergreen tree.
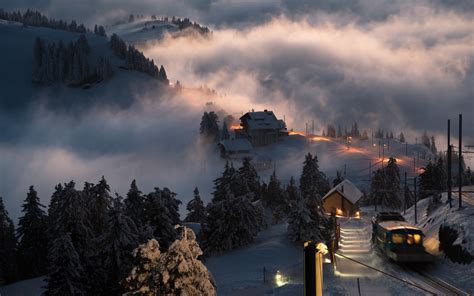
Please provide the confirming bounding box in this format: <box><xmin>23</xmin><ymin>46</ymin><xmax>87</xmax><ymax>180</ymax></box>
<box><xmin>300</xmin><ymin>153</ymin><xmax>330</xmax><ymax>201</ymax></box>
<box><xmin>287</xmin><ymin>199</ymin><xmax>328</xmax><ymax>243</ymax></box>
<box><xmin>124</xmin><ymin>180</ymin><xmax>145</xmax><ymax>229</ymax></box>
<box><xmin>98</xmin><ymin>197</ymin><xmax>140</xmax><ymax>295</ymax></box>
<box><xmin>184</xmin><ymin>187</ymin><xmax>206</xmax><ymax>223</ymax></box>
<box><xmin>144</xmin><ymin>188</ymin><xmax>178</xmax><ymax>250</ymax></box>
<box><xmin>88</xmin><ymin>176</ymin><xmax>112</xmax><ymax>237</ymax></box>
<box><xmin>212</xmin><ymin>161</ymin><xmax>233</xmax><ymax>203</ymax></box>
<box><xmin>286</xmin><ymin>177</ymin><xmax>301</xmax><ymax>202</ymax></box>
<box><xmin>419</xmin><ymin>157</ymin><xmax>447</xmax><ymax>198</ymax></box>
<box><xmin>263</xmin><ymin>171</ymin><xmax>289</xmax><ymax>223</ymax></box>
<box><xmin>430</xmin><ymin>136</ymin><xmax>437</xmax><ymax>155</ymax></box>
<box><xmin>201</xmin><ymin>194</ymin><xmax>263</xmax><ymax>255</ymax></box>
<box><xmin>399</xmin><ymin>132</ymin><xmax>405</xmax><ymax>143</ymax></box>
<box><xmin>383</xmin><ymin>157</ymin><xmax>403</xmax><ymax>208</ymax></box>
<box><xmin>422</xmin><ymin>130</ymin><xmax>431</xmax><ymax>149</ymax></box>
<box><xmin>44</xmin><ymin>233</ymin><xmax>87</xmax><ymax>296</ymax></box>
<box><xmin>17</xmin><ymin>186</ymin><xmax>48</xmax><ymax>279</ymax></box>
<box><xmin>237</xmin><ymin>157</ymin><xmax>261</xmax><ymax>200</ymax></box>
<box><xmin>199</xmin><ymin>111</ymin><xmax>220</xmax><ymax>143</ymax></box>
<box><xmin>0</xmin><ymin>197</ymin><xmax>17</xmax><ymax>284</ymax></box>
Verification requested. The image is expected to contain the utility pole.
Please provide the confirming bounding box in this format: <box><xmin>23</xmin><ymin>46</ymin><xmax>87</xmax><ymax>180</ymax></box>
<box><xmin>312</xmin><ymin>120</ymin><xmax>315</xmax><ymax>135</ymax></box>
<box><xmin>378</xmin><ymin>140</ymin><xmax>381</xmax><ymax>158</ymax></box>
<box><xmin>413</xmin><ymin>157</ymin><xmax>416</xmax><ymax>173</ymax></box>
<box><xmin>404</xmin><ymin>172</ymin><xmax>407</xmax><ymax>214</ymax></box>
<box><xmin>405</xmin><ymin>142</ymin><xmax>408</xmax><ymax>156</ymax></box>
<box><xmin>459</xmin><ymin>114</ymin><xmax>462</xmax><ymax>209</ymax></box>
<box><xmin>447</xmin><ymin>119</ymin><xmax>452</xmax><ymax>208</ymax></box>
<box><xmin>414</xmin><ymin>177</ymin><xmax>418</xmax><ymax>224</ymax></box>
<box><xmin>344</xmin><ymin>164</ymin><xmax>347</xmax><ymax>178</ymax></box>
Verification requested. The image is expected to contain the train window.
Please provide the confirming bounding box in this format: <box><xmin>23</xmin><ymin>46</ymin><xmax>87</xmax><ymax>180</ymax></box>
<box><xmin>414</xmin><ymin>234</ymin><xmax>422</xmax><ymax>245</ymax></box>
<box><xmin>406</xmin><ymin>234</ymin><xmax>422</xmax><ymax>245</ymax></box>
<box><xmin>391</xmin><ymin>233</ymin><xmax>404</xmax><ymax>244</ymax></box>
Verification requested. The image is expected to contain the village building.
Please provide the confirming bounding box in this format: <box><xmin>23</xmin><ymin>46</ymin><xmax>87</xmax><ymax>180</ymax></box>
<box><xmin>235</xmin><ymin>110</ymin><xmax>287</xmax><ymax>147</ymax></box>
<box><xmin>322</xmin><ymin>179</ymin><xmax>363</xmax><ymax>217</ymax></box>
<box><xmin>218</xmin><ymin>138</ymin><xmax>253</xmax><ymax>158</ymax></box>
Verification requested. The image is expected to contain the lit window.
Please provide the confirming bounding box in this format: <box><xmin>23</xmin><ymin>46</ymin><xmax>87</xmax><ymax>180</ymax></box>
<box><xmin>391</xmin><ymin>234</ymin><xmax>405</xmax><ymax>244</ymax></box>
<box><xmin>414</xmin><ymin>234</ymin><xmax>422</xmax><ymax>245</ymax></box>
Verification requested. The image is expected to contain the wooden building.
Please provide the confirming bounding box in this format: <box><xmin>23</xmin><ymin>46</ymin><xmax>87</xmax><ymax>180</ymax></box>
<box><xmin>235</xmin><ymin>110</ymin><xmax>287</xmax><ymax>147</ymax></box>
<box><xmin>322</xmin><ymin>179</ymin><xmax>363</xmax><ymax>217</ymax></box>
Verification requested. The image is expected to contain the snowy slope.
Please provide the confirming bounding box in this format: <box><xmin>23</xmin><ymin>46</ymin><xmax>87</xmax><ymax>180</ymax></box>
<box><xmin>404</xmin><ymin>191</ymin><xmax>474</xmax><ymax>292</ymax></box>
<box><xmin>0</xmin><ymin>20</ymin><xmax>166</xmax><ymax>111</ymax></box>
<box><xmin>0</xmin><ymin>276</ymin><xmax>45</xmax><ymax>295</ymax></box>
<box><xmin>109</xmin><ymin>18</ymin><xmax>180</xmax><ymax>44</ymax></box>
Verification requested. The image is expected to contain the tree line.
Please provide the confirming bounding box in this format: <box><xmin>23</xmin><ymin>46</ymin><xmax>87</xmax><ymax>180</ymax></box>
<box><xmin>0</xmin><ymin>9</ymin><xmax>106</xmax><ymax>37</ymax></box>
<box><xmin>33</xmin><ymin>35</ymin><xmax>113</xmax><ymax>86</ymax></box>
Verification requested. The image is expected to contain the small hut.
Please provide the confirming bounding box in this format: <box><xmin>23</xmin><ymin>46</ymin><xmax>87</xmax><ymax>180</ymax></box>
<box><xmin>322</xmin><ymin>179</ymin><xmax>363</xmax><ymax>217</ymax></box>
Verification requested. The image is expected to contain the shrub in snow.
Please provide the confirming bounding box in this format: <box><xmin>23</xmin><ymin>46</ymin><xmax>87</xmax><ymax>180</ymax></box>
<box><xmin>439</xmin><ymin>224</ymin><xmax>473</xmax><ymax>264</ymax></box>
<box><xmin>124</xmin><ymin>226</ymin><xmax>216</xmax><ymax>295</ymax></box>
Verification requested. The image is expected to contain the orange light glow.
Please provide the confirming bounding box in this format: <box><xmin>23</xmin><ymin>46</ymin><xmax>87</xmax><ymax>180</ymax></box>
<box><xmin>310</xmin><ymin>136</ymin><xmax>332</xmax><ymax>142</ymax></box>
<box><xmin>289</xmin><ymin>131</ymin><xmax>306</xmax><ymax>136</ymax></box>
<box><xmin>230</xmin><ymin>124</ymin><xmax>242</xmax><ymax>130</ymax></box>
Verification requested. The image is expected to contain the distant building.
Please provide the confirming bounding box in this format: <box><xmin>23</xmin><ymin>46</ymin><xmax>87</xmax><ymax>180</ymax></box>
<box><xmin>322</xmin><ymin>179</ymin><xmax>363</xmax><ymax>217</ymax></box>
<box><xmin>235</xmin><ymin>110</ymin><xmax>287</xmax><ymax>146</ymax></box>
<box><xmin>218</xmin><ymin>138</ymin><xmax>253</xmax><ymax>158</ymax></box>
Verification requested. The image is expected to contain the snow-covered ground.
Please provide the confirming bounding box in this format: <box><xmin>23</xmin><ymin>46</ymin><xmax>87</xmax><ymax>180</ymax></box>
<box><xmin>0</xmin><ymin>277</ymin><xmax>45</xmax><ymax>295</ymax></box>
<box><xmin>403</xmin><ymin>190</ymin><xmax>474</xmax><ymax>293</ymax></box>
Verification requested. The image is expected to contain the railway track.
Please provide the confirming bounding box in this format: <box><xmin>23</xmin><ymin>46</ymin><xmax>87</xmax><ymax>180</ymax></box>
<box><xmin>414</xmin><ymin>270</ymin><xmax>471</xmax><ymax>296</ymax></box>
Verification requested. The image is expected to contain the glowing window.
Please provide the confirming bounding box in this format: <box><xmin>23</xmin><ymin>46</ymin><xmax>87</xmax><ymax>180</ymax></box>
<box><xmin>391</xmin><ymin>234</ymin><xmax>405</xmax><ymax>244</ymax></box>
<box><xmin>414</xmin><ymin>234</ymin><xmax>422</xmax><ymax>244</ymax></box>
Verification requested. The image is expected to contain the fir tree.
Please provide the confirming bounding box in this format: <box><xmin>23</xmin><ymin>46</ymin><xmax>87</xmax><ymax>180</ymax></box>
<box><xmin>263</xmin><ymin>171</ymin><xmax>288</xmax><ymax>223</ymax></box>
<box><xmin>199</xmin><ymin>111</ymin><xmax>220</xmax><ymax>143</ymax></box>
<box><xmin>98</xmin><ymin>197</ymin><xmax>140</xmax><ymax>295</ymax></box>
<box><xmin>212</xmin><ymin>161</ymin><xmax>232</xmax><ymax>203</ymax></box>
<box><xmin>399</xmin><ymin>132</ymin><xmax>405</xmax><ymax>143</ymax></box>
<box><xmin>287</xmin><ymin>199</ymin><xmax>328</xmax><ymax>243</ymax></box>
<box><xmin>300</xmin><ymin>153</ymin><xmax>330</xmax><ymax>201</ymax></box>
<box><xmin>238</xmin><ymin>157</ymin><xmax>262</xmax><ymax>200</ymax></box>
<box><xmin>184</xmin><ymin>187</ymin><xmax>206</xmax><ymax>223</ymax></box>
<box><xmin>0</xmin><ymin>197</ymin><xmax>17</xmax><ymax>284</ymax></box>
<box><xmin>17</xmin><ymin>186</ymin><xmax>48</xmax><ymax>279</ymax></box>
<box><xmin>383</xmin><ymin>157</ymin><xmax>403</xmax><ymax>208</ymax></box>
<box><xmin>430</xmin><ymin>136</ymin><xmax>437</xmax><ymax>155</ymax></box>
<box><xmin>124</xmin><ymin>180</ymin><xmax>145</xmax><ymax>229</ymax></box>
<box><xmin>44</xmin><ymin>233</ymin><xmax>87</xmax><ymax>296</ymax></box>
<box><xmin>422</xmin><ymin>130</ymin><xmax>431</xmax><ymax>149</ymax></box>
<box><xmin>201</xmin><ymin>194</ymin><xmax>263</xmax><ymax>255</ymax></box>
<box><xmin>88</xmin><ymin>176</ymin><xmax>112</xmax><ymax>237</ymax></box>
<box><xmin>221</xmin><ymin>121</ymin><xmax>230</xmax><ymax>140</ymax></box>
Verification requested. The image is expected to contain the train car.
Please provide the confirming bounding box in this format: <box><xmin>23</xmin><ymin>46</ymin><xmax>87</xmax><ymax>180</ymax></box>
<box><xmin>372</xmin><ymin>212</ymin><xmax>433</xmax><ymax>263</ymax></box>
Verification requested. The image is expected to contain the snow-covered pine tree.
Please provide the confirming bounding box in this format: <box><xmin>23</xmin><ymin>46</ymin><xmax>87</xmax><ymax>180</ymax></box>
<box><xmin>0</xmin><ymin>197</ymin><xmax>17</xmax><ymax>284</ymax></box>
<box><xmin>422</xmin><ymin>130</ymin><xmax>431</xmax><ymax>149</ymax></box>
<box><xmin>286</xmin><ymin>177</ymin><xmax>300</xmax><ymax>202</ymax></box>
<box><xmin>159</xmin><ymin>65</ymin><xmax>168</xmax><ymax>83</ymax></box>
<box><xmin>32</xmin><ymin>37</ymin><xmax>45</xmax><ymax>83</ymax></box>
<box><xmin>200</xmin><ymin>111</ymin><xmax>220</xmax><ymax>143</ymax></box>
<box><xmin>212</xmin><ymin>161</ymin><xmax>232</xmax><ymax>203</ymax></box>
<box><xmin>98</xmin><ymin>196</ymin><xmax>140</xmax><ymax>295</ymax></box>
<box><xmin>382</xmin><ymin>157</ymin><xmax>403</xmax><ymax>208</ymax></box>
<box><xmin>16</xmin><ymin>186</ymin><xmax>48</xmax><ymax>279</ymax></box>
<box><xmin>238</xmin><ymin>157</ymin><xmax>262</xmax><ymax>200</ymax></box>
<box><xmin>300</xmin><ymin>153</ymin><xmax>330</xmax><ymax>201</ymax></box>
<box><xmin>263</xmin><ymin>171</ymin><xmax>289</xmax><ymax>223</ymax></box>
<box><xmin>419</xmin><ymin>157</ymin><xmax>447</xmax><ymax>198</ymax></box>
<box><xmin>123</xmin><ymin>239</ymin><xmax>162</xmax><ymax>295</ymax></box>
<box><xmin>110</xmin><ymin>34</ymin><xmax>127</xmax><ymax>59</ymax></box>
<box><xmin>399</xmin><ymin>132</ymin><xmax>405</xmax><ymax>143</ymax></box>
<box><xmin>44</xmin><ymin>233</ymin><xmax>87</xmax><ymax>296</ymax></box>
<box><xmin>184</xmin><ymin>187</ymin><xmax>206</xmax><ymax>223</ymax></box>
<box><xmin>201</xmin><ymin>194</ymin><xmax>263</xmax><ymax>255</ymax></box>
<box><xmin>96</xmin><ymin>56</ymin><xmax>114</xmax><ymax>81</ymax></box>
<box><xmin>159</xmin><ymin>187</ymin><xmax>181</xmax><ymax>226</ymax></box>
<box><xmin>157</xmin><ymin>226</ymin><xmax>216</xmax><ymax>295</ymax></box>
<box><xmin>287</xmin><ymin>199</ymin><xmax>327</xmax><ymax>243</ymax></box>
<box><xmin>124</xmin><ymin>180</ymin><xmax>145</xmax><ymax>229</ymax></box>
<box><xmin>144</xmin><ymin>188</ymin><xmax>177</xmax><ymax>250</ymax></box>
<box><xmin>88</xmin><ymin>176</ymin><xmax>112</xmax><ymax>237</ymax></box>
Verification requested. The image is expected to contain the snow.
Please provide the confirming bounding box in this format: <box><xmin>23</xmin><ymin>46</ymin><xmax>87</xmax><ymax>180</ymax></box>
<box><xmin>110</xmin><ymin>19</ymin><xmax>179</xmax><ymax>44</ymax></box>
<box><xmin>323</xmin><ymin>179</ymin><xmax>363</xmax><ymax>204</ymax></box>
<box><xmin>0</xmin><ymin>277</ymin><xmax>45</xmax><ymax>295</ymax></box>
<box><xmin>403</xmin><ymin>190</ymin><xmax>474</xmax><ymax>292</ymax></box>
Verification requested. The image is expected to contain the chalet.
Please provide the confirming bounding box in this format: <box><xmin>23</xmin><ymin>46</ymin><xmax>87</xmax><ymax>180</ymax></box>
<box><xmin>322</xmin><ymin>179</ymin><xmax>363</xmax><ymax>217</ymax></box>
<box><xmin>218</xmin><ymin>138</ymin><xmax>253</xmax><ymax>158</ymax></box>
<box><xmin>235</xmin><ymin>110</ymin><xmax>287</xmax><ymax>147</ymax></box>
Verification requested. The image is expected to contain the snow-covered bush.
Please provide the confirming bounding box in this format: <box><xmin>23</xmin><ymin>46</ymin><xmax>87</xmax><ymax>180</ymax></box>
<box><xmin>439</xmin><ymin>224</ymin><xmax>473</xmax><ymax>264</ymax></box>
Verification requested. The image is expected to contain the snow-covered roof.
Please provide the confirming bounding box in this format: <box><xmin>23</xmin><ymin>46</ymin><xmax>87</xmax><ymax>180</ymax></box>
<box><xmin>378</xmin><ymin>221</ymin><xmax>421</xmax><ymax>232</ymax></box>
<box><xmin>240</xmin><ymin>110</ymin><xmax>286</xmax><ymax>130</ymax></box>
<box><xmin>218</xmin><ymin>138</ymin><xmax>253</xmax><ymax>152</ymax></box>
<box><xmin>322</xmin><ymin>179</ymin><xmax>363</xmax><ymax>204</ymax></box>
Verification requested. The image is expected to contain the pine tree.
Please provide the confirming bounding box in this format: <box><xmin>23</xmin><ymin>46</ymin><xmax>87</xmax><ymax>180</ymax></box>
<box><xmin>383</xmin><ymin>157</ymin><xmax>403</xmax><ymax>208</ymax></box>
<box><xmin>0</xmin><ymin>197</ymin><xmax>17</xmax><ymax>284</ymax></box>
<box><xmin>422</xmin><ymin>130</ymin><xmax>431</xmax><ymax>149</ymax></box>
<box><xmin>200</xmin><ymin>111</ymin><xmax>220</xmax><ymax>143</ymax></box>
<box><xmin>286</xmin><ymin>177</ymin><xmax>300</xmax><ymax>202</ymax></box>
<box><xmin>88</xmin><ymin>176</ymin><xmax>112</xmax><ymax>237</ymax></box>
<box><xmin>17</xmin><ymin>186</ymin><xmax>48</xmax><ymax>279</ymax></box>
<box><xmin>98</xmin><ymin>197</ymin><xmax>140</xmax><ymax>295</ymax></box>
<box><xmin>399</xmin><ymin>132</ymin><xmax>405</xmax><ymax>143</ymax></box>
<box><xmin>287</xmin><ymin>199</ymin><xmax>328</xmax><ymax>243</ymax></box>
<box><xmin>157</xmin><ymin>226</ymin><xmax>216</xmax><ymax>295</ymax></box>
<box><xmin>201</xmin><ymin>194</ymin><xmax>263</xmax><ymax>255</ymax></box>
<box><xmin>44</xmin><ymin>233</ymin><xmax>87</xmax><ymax>296</ymax></box>
<box><xmin>124</xmin><ymin>180</ymin><xmax>145</xmax><ymax>229</ymax></box>
<box><xmin>238</xmin><ymin>157</ymin><xmax>261</xmax><ymax>200</ymax></box>
<box><xmin>212</xmin><ymin>161</ymin><xmax>232</xmax><ymax>203</ymax></box>
<box><xmin>300</xmin><ymin>153</ymin><xmax>330</xmax><ymax>201</ymax></box>
<box><xmin>430</xmin><ymin>136</ymin><xmax>437</xmax><ymax>155</ymax></box>
<box><xmin>184</xmin><ymin>187</ymin><xmax>206</xmax><ymax>223</ymax></box>
<box><xmin>263</xmin><ymin>171</ymin><xmax>288</xmax><ymax>223</ymax></box>
<box><xmin>144</xmin><ymin>188</ymin><xmax>178</xmax><ymax>250</ymax></box>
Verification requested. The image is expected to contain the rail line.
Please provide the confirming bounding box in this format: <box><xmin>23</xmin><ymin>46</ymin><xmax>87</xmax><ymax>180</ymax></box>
<box><xmin>416</xmin><ymin>270</ymin><xmax>471</xmax><ymax>296</ymax></box>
